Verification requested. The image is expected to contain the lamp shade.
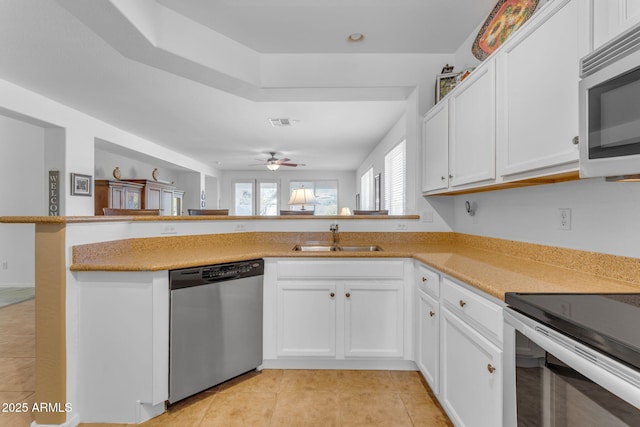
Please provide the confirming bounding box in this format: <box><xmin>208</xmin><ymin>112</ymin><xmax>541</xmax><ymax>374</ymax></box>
<box><xmin>288</xmin><ymin>187</ymin><xmax>317</xmax><ymax>210</ymax></box>
<box><xmin>339</xmin><ymin>207</ymin><xmax>353</xmax><ymax>216</ymax></box>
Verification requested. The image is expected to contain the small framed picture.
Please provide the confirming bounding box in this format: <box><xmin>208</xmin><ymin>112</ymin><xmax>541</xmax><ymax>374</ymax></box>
<box><xmin>71</xmin><ymin>173</ymin><xmax>92</xmax><ymax>196</ymax></box>
<box><xmin>436</xmin><ymin>72</ymin><xmax>462</xmax><ymax>103</ymax></box>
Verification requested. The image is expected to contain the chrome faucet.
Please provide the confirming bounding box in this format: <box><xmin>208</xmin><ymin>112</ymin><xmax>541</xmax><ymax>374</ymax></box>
<box><xmin>329</xmin><ymin>223</ymin><xmax>339</xmax><ymax>247</ymax></box>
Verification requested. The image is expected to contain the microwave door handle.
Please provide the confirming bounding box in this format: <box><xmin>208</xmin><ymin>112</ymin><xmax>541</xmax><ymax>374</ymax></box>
<box><xmin>521</xmin><ymin>324</ymin><xmax>640</xmax><ymax>409</ymax></box>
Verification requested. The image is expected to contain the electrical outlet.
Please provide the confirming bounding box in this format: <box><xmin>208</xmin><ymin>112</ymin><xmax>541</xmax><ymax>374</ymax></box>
<box><xmin>421</xmin><ymin>211</ymin><xmax>434</xmax><ymax>223</ymax></box>
<box><xmin>1</xmin><ymin>261</ymin><xmax>7</xmax><ymax>270</ymax></box>
<box><xmin>558</xmin><ymin>208</ymin><xmax>571</xmax><ymax>230</ymax></box>
<box><xmin>234</xmin><ymin>223</ymin><xmax>247</xmax><ymax>232</ymax></box>
<box><xmin>161</xmin><ymin>225</ymin><xmax>177</xmax><ymax>235</ymax></box>
<box><xmin>396</xmin><ymin>222</ymin><xmax>408</xmax><ymax>231</ymax></box>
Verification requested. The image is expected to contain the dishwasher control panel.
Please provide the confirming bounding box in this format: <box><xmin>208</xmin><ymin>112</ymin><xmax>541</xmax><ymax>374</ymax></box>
<box><xmin>170</xmin><ymin>259</ymin><xmax>264</xmax><ymax>290</ymax></box>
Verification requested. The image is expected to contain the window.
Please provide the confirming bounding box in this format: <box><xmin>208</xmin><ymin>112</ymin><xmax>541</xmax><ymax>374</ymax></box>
<box><xmin>384</xmin><ymin>140</ymin><xmax>406</xmax><ymax>215</ymax></box>
<box><xmin>233</xmin><ymin>180</ymin><xmax>279</xmax><ymax>216</ymax></box>
<box><xmin>289</xmin><ymin>181</ymin><xmax>338</xmax><ymax>215</ymax></box>
<box><xmin>360</xmin><ymin>168</ymin><xmax>374</xmax><ymax>210</ymax></box>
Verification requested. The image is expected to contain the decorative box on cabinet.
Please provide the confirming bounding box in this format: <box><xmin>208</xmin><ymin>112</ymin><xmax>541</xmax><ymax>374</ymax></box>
<box><xmin>94</xmin><ymin>180</ymin><xmax>144</xmax><ymax>215</ymax></box>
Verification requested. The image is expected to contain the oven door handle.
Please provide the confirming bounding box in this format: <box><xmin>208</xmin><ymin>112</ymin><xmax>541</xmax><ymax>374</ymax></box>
<box><xmin>519</xmin><ymin>321</ymin><xmax>640</xmax><ymax>408</ymax></box>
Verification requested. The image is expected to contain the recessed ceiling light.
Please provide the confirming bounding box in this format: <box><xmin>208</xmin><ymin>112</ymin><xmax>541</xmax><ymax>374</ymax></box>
<box><xmin>348</xmin><ymin>33</ymin><xmax>364</xmax><ymax>42</ymax></box>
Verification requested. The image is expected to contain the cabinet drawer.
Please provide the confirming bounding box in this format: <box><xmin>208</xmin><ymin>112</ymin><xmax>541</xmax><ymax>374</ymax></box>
<box><xmin>441</xmin><ymin>278</ymin><xmax>502</xmax><ymax>343</ymax></box>
<box><xmin>415</xmin><ymin>263</ymin><xmax>440</xmax><ymax>297</ymax></box>
<box><xmin>277</xmin><ymin>260</ymin><xmax>404</xmax><ymax>280</ymax></box>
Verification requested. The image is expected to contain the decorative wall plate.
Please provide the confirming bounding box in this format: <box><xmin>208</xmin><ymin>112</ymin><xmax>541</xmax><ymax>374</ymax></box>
<box><xmin>472</xmin><ymin>0</ymin><xmax>539</xmax><ymax>61</ymax></box>
<box><xmin>152</xmin><ymin>168</ymin><xmax>159</xmax><ymax>181</ymax></box>
<box><xmin>112</xmin><ymin>166</ymin><xmax>121</xmax><ymax>180</ymax></box>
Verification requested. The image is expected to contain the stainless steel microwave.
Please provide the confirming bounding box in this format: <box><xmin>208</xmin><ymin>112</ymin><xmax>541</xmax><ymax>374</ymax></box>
<box><xmin>579</xmin><ymin>22</ymin><xmax>640</xmax><ymax>178</ymax></box>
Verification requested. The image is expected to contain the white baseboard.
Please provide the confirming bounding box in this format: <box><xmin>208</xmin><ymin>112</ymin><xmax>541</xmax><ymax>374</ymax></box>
<box><xmin>262</xmin><ymin>358</ymin><xmax>418</xmax><ymax>371</ymax></box>
<box><xmin>31</xmin><ymin>412</ymin><xmax>79</xmax><ymax>427</ymax></box>
<box><xmin>0</xmin><ymin>283</ymin><xmax>35</xmax><ymax>288</ymax></box>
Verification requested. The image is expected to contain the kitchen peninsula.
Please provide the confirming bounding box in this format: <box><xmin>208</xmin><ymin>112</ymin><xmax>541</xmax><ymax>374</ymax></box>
<box><xmin>3</xmin><ymin>215</ymin><xmax>639</xmax><ymax>426</ymax></box>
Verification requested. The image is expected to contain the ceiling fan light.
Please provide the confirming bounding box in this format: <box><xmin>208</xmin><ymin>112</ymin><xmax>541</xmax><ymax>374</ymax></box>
<box><xmin>267</xmin><ymin>163</ymin><xmax>280</xmax><ymax>171</ymax></box>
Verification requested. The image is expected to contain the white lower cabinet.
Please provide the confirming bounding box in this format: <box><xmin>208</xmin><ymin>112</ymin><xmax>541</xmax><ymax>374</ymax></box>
<box><xmin>344</xmin><ymin>281</ymin><xmax>404</xmax><ymax>358</ymax></box>
<box><xmin>265</xmin><ymin>259</ymin><xmax>411</xmax><ymax>366</ymax></box>
<box><xmin>276</xmin><ymin>281</ymin><xmax>336</xmax><ymax>357</ymax></box>
<box><xmin>414</xmin><ymin>262</ymin><xmax>504</xmax><ymax>427</ymax></box>
<box><xmin>417</xmin><ymin>289</ymin><xmax>439</xmax><ymax>394</ymax></box>
<box><xmin>441</xmin><ymin>307</ymin><xmax>503</xmax><ymax>427</ymax></box>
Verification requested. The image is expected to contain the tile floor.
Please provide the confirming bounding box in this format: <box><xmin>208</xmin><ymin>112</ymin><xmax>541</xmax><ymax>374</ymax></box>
<box><xmin>0</xmin><ymin>298</ymin><xmax>36</xmax><ymax>427</ymax></box>
<box><xmin>0</xmin><ymin>297</ymin><xmax>452</xmax><ymax>427</ymax></box>
<box><xmin>99</xmin><ymin>369</ymin><xmax>452</xmax><ymax>427</ymax></box>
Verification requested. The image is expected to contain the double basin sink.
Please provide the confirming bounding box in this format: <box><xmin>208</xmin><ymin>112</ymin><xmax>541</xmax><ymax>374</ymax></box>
<box><xmin>293</xmin><ymin>244</ymin><xmax>383</xmax><ymax>252</ymax></box>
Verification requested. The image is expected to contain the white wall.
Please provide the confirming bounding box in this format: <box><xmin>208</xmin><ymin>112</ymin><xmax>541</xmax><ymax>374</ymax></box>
<box><xmin>451</xmin><ymin>179</ymin><xmax>640</xmax><ymax>258</ymax></box>
<box><xmin>220</xmin><ymin>169</ymin><xmax>357</xmax><ymax>214</ymax></box>
<box><xmin>0</xmin><ymin>114</ymin><xmax>46</xmax><ymax>286</ymax></box>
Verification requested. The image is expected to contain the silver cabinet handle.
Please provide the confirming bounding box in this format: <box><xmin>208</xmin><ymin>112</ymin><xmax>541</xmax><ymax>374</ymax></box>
<box><xmin>572</xmin><ymin>136</ymin><xmax>579</xmax><ymax>145</ymax></box>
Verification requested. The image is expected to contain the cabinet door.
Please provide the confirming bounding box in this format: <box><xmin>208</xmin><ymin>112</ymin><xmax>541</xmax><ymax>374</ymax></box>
<box><xmin>417</xmin><ymin>290</ymin><xmax>439</xmax><ymax>394</ymax></box>
<box><xmin>449</xmin><ymin>60</ymin><xmax>496</xmax><ymax>187</ymax></box>
<box><xmin>497</xmin><ymin>0</ymin><xmax>580</xmax><ymax>176</ymax></box>
<box><xmin>276</xmin><ymin>282</ymin><xmax>336</xmax><ymax>357</ymax></box>
<box><xmin>124</xmin><ymin>187</ymin><xmax>141</xmax><ymax>209</ymax></box>
<box><xmin>593</xmin><ymin>0</ymin><xmax>640</xmax><ymax>49</ymax></box>
<box><xmin>440</xmin><ymin>307</ymin><xmax>502</xmax><ymax>427</ymax></box>
<box><xmin>422</xmin><ymin>101</ymin><xmax>449</xmax><ymax>192</ymax></box>
<box><xmin>145</xmin><ymin>186</ymin><xmax>162</xmax><ymax>210</ymax></box>
<box><xmin>110</xmin><ymin>186</ymin><xmax>125</xmax><ymax>209</ymax></box>
<box><xmin>343</xmin><ymin>282</ymin><xmax>403</xmax><ymax>358</ymax></box>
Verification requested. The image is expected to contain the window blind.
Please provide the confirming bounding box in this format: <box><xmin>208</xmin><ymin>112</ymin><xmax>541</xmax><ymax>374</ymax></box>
<box><xmin>384</xmin><ymin>140</ymin><xmax>406</xmax><ymax>215</ymax></box>
<box><xmin>360</xmin><ymin>168</ymin><xmax>374</xmax><ymax>210</ymax></box>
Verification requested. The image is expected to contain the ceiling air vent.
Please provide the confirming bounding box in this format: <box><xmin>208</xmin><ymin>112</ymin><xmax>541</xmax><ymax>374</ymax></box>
<box><xmin>269</xmin><ymin>118</ymin><xmax>291</xmax><ymax>127</ymax></box>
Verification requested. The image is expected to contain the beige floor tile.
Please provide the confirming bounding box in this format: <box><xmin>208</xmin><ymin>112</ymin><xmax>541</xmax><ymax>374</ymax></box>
<box><xmin>0</xmin><ymin>391</ymin><xmax>35</xmax><ymax>427</ymax></box>
<box><xmin>280</xmin><ymin>369</ymin><xmax>340</xmax><ymax>392</ymax></box>
<box><xmin>0</xmin><ymin>335</ymin><xmax>35</xmax><ymax>358</ymax></box>
<box><xmin>139</xmin><ymin>391</ymin><xmax>216</xmax><ymax>427</ymax></box>
<box><xmin>390</xmin><ymin>370</ymin><xmax>431</xmax><ymax>394</ymax></box>
<box><xmin>400</xmin><ymin>392</ymin><xmax>454</xmax><ymax>427</ymax></box>
<box><xmin>335</xmin><ymin>370</ymin><xmax>396</xmax><ymax>393</ymax></box>
<box><xmin>199</xmin><ymin>391</ymin><xmax>277</xmax><ymax>427</ymax></box>
<box><xmin>271</xmin><ymin>390</ymin><xmax>340</xmax><ymax>427</ymax></box>
<box><xmin>0</xmin><ymin>358</ymin><xmax>35</xmax><ymax>392</ymax></box>
<box><xmin>218</xmin><ymin>369</ymin><xmax>283</xmax><ymax>394</ymax></box>
<box><xmin>339</xmin><ymin>391</ymin><xmax>413</xmax><ymax>427</ymax></box>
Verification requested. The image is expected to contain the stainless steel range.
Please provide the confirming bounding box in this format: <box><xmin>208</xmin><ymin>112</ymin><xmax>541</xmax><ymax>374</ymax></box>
<box><xmin>504</xmin><ymin>293</ymin><xmax>640</xmax><ymax>426</ymax></box>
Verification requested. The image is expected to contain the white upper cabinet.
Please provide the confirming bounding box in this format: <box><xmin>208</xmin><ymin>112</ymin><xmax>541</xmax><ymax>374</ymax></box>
<box><xmin>449</xmin><ymin>59</ymin><xmax>496</xmax><ymax>187</ymax></box>
<box><xmin>497</xmin><ymin>0</ymin><xmax>582</xmax><ymax>177</ymax></box>
<box><xmin>422</xmin><ymin>101</ymin><xmax>449</xmax><ymax>193</ymax></box>
<box><xmin>592</xmin><ymin>0</ymin><xmax>640</xmax><ymax>50</ymax></box>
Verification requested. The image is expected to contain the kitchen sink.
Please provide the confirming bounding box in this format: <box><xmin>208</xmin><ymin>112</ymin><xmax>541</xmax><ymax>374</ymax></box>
<box><xmin>292</xmin><ymin>244</ymin><xmax>383</xmax><ymax>252</ymax></box>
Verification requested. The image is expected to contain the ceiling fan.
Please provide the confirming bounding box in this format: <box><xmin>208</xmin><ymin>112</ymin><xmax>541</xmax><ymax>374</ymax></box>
<box><xmin>250</xmin><ymin>152</ymin><xmax>305</xmax><ymax>171</ymax></box>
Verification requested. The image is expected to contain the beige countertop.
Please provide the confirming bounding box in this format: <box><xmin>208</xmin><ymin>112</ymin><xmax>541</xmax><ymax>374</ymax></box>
<box><xmin>71</xmin><ymin>232</ymin><xmax>640</xmax><ymax>301</ymax></box>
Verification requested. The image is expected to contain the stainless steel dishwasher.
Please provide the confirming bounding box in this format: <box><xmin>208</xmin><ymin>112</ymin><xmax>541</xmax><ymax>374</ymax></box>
<box><xmin>169</xmin><ymin>259</ymin><xmax>264</xmax><ymax>403</ymax></box>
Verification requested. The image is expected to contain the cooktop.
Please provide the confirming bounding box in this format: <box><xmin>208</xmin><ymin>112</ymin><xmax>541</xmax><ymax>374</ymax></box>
<box><xmin>505</xmin><ymin>293</ymin><xmax>640</xmax><ymax>371</ymax></box>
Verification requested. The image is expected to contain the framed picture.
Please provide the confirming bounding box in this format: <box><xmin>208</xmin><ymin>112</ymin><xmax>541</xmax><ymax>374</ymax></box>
<box><xmin>436</xmin><ymin>72</ymin><xmax>461</xmax><ymax>103</ymax></box>
<box><xmin>71</xmin><ymin>173</ymin><xmax>92</xmax><ymax>196</ymax></box>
